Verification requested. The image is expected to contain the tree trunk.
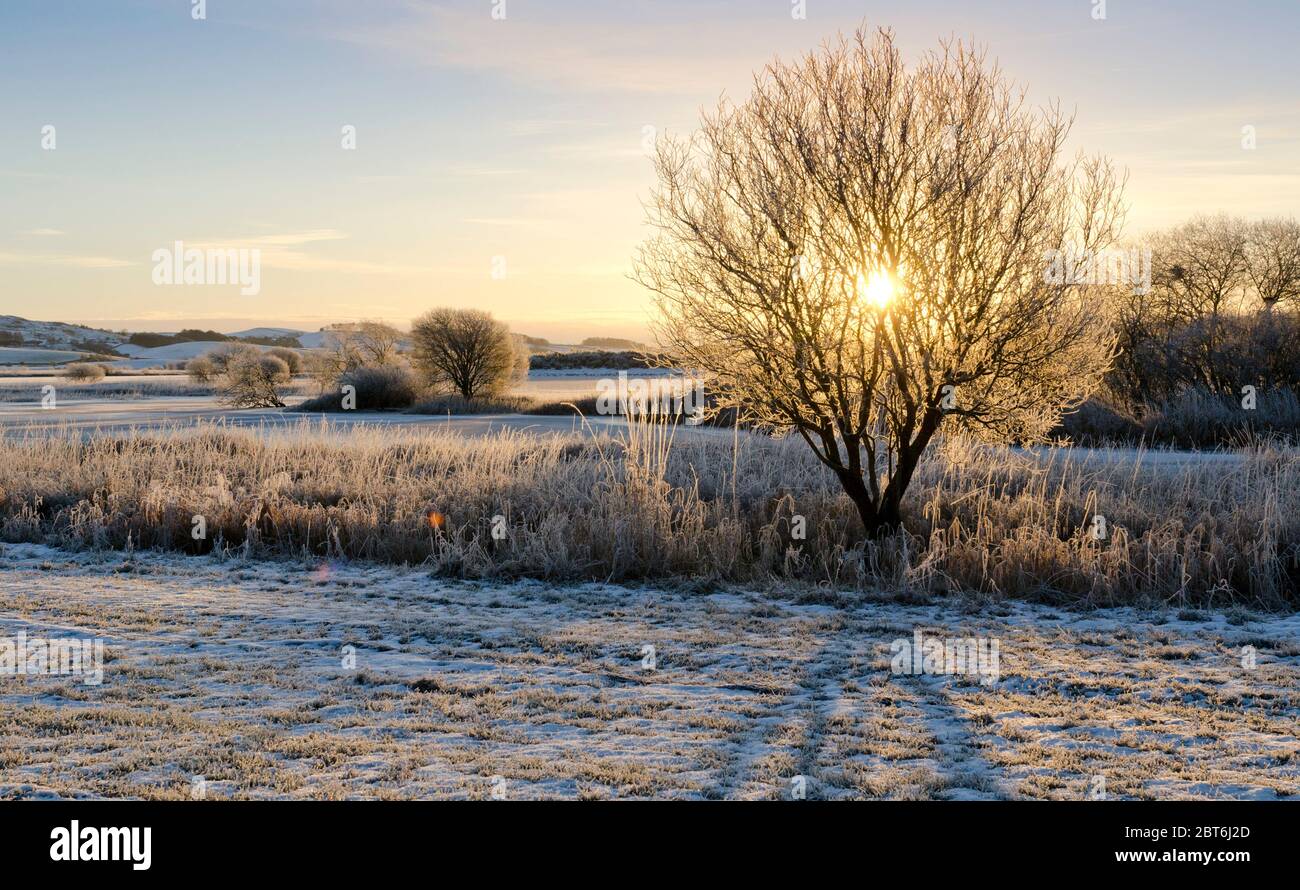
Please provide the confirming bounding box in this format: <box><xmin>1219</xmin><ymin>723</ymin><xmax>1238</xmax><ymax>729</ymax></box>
<box><xmin>878</xmin><ymin>413</ymin><xmax>942</xmax><ymax>532</ymax></box>
<box><xmin>869</xmin><ymin>499</ymin><xmax>904</xmax><ymax>536</ymax></box>
<box><xmin>845</xmin><ymin>409</ymin><xmax>944</xmax><ymax>539</ymax></box>
<box><xmin>834</xmin><ymin>468</ymin><xmax>893</xmax><ymax>538</ymax></box>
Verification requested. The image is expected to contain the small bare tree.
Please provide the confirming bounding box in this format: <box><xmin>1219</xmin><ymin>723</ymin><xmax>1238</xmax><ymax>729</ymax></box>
<box><xmin>185</xmin><ymin>356</ymin><xmax>216</xmax><ymax>383</ymax></box>
<box><xmin>310</xmin><ymin>321</ymin><xmax>404</xmax><ymax>389</ymax></box>
<box><xmin>219</xmin><ymin>354</ymin><xmax>290</xmax><ymax>408</ymax></box>
<box><xmin>206</xmin><ymin>342</ymin><xmax>260</xmax><ymax>375</ymax></box>
<box><xmin>1146</xmin><ymin>215</ymin><xmax>1252</xmax><ymax>390</ymax></box>
<box><xmin>331</xmin><ymin>321</ymin><xmax>404</xmax><ymax>366</ymax></box>
<box><xmin>64</xmin><ymin>362</ymin><xmax>106</xmax><ymax>382</ymax></box>
<box><xmin>266</xmin><ymin>346</ymin><xmax>303</xmax><ymax>375</ymax></box>
<box><xmin>1247</xmin><ymin>217</ymin><xmax>1300</xmax><ymax>310</ymax></box>
<box><xmin>410</xmin><ymin>308</ymin><xmax>524</xmax><ymax>399</ymax></box>
<box><xmin>636</xmin><ymin>27</ymin><xmax>1125</xmax><ymax>536</ymax></box>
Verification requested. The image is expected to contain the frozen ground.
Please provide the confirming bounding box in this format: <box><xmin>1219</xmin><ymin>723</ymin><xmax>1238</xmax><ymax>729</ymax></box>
<box><xmin>0</xmin><ymin>543</ymin><xmax>1294</xmax><ymax>800</ymax></box>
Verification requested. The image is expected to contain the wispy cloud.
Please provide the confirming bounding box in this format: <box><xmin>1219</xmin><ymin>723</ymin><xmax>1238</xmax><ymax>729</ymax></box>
<box><xmin>23</xmin><ymin>228</ymin><xmax>65</xmax><ymax>236</ymax></box>
<box><xmin>462</xmin><ymin>217</ymin><xmax>555</xmax><ymax>228</ymax></box>
<box><xmin>504</xmin><ymin>118</ymin><xmax>589</xmax><ymax>137</ymax></box>
<box><xmin>186</xmin><ymin>229</ymin><xmax>431</xmax><ymax>275</ymax></box>
<box><xmin>0</xmin><ymin>251</ymin><xmax>133</xmax><ymax>269</ymax></box>
<box><xmin>544</xmin><ymin>139</ymin><xmax>649</xmax><ymax>161</ymax></box>
<box><xmin>1079</xmin><ymin>105</ymin><xmax>1300</xmax><ymax>138</ymax></box>
<box><xmin>332</xmin><ymin>3</ymin><xmax>766</xmax><ymax>95</ymax></box>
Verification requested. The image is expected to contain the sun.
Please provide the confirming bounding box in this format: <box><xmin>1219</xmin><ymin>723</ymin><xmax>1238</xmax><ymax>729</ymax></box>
<box><xmin>858</xmin><ymin>268</ymin><xmax>896</xmax><ymax>310</ymax></box>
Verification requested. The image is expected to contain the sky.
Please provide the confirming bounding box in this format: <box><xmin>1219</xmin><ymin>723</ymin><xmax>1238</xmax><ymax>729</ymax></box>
<box><xmin>2</xmin><ymin>0</ymin><xmax>1298</xmax><ymax>342</ymax></box>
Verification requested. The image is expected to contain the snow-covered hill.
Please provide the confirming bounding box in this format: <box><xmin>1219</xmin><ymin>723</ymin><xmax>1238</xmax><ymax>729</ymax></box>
<box><xmin>229</xmin><ymin>327</ymin><xmax>327</xmax><ymax>348</ymax></box>
<box><xmin>0</xmin><ymin>316</ymin><xmax>325</xmax><ymax>367</ymax></box>
<box><xmin>0</xmin><ymin>315</ymin><xmax>124</xmax><ymax>351</ymax></box>
<box><xmin>111</xmin><ymin>341</ymin><xmax>298</xmax><ymax>369</ymax></box>
<box><xmin>115</xmin><ymin>341</ymin><xmax>231</xmax><ymax>361</ymax></box>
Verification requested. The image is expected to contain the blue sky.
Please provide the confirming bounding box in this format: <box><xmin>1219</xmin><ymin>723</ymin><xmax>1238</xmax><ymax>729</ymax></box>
<box><xmin>2</xmin><ymin>0</ymin><xmax>1298</xmax><ymax>340</ymax></box>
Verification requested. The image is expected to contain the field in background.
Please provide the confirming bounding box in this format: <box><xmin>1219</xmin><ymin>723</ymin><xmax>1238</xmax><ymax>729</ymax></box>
<box><xmin>0</xmin><ymin>347</ymin><xmax>88</xmax><ymax>365</ymax></box>
<box><xmin>0</xmin><ymin>376</ymin><xmax>320</xmax><ymax>402</ymax></box>
<box><xmin>0</xmin><ymin>369</ymin><xmax>614</xmax><ymax>403</ymax></box>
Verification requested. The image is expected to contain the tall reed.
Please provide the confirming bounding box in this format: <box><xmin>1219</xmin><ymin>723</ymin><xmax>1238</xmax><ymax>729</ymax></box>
<box><xmin>0</xmin><ymin>418</ymin><xmax>1295</xmax><ymax>608</ymax></box>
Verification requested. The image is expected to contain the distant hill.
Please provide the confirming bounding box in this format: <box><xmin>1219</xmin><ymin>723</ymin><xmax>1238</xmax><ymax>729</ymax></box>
<box><xmin>0</xmin><ymin>315</ymin><xmax>125</xmax><ymax>355</ymax></box>
<box><xmin>112</xmin><ymin>340</ymin><xmax>291</xmax><ymax>369</ymax></box>
<box><xmin>229</xmin><ymin>327</ymin><xmax>327</xmax><ymax>348</ymax></box>
<box><xmin>580</xmin><ymin>337</ymin><xmax>646</xmax><ymax>350</ymax></box>
<box><xmin>117</xmin><ymin>341</ymin><xmax>237</xmax><ymax>361</ymax></box>
<box><xmin>0</xmin><ymin>316</ymin><xmax>333</xmax><ymax>368</ymax></box>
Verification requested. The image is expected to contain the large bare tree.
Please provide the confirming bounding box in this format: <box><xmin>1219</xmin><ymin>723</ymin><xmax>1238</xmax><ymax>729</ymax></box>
<box><xmin>410</xmin><ymin>308</ymin><xmax>525</xmax><ymax>400</ymax></box>
<box><xmin>636</xmin><ymin>28</ymin><xmax>1126</xmax><ymax>536</ymax></box>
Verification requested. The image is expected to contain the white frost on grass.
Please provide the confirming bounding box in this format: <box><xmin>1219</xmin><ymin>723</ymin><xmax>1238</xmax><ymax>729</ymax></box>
<box><xmin>0</xmin><ymin>543</ymin><xmax>1295</xmax><ymax>800</ymax></box>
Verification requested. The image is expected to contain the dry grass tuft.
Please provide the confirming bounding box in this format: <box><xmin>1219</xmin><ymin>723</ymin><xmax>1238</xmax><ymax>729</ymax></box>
<box><xmin>0</xmin><ymin>419</ymin><xmax>1296</xmax><ymax>607</ymax></box>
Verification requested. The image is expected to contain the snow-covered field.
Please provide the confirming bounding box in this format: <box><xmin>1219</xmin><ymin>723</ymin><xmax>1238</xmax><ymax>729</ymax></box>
<box><xmin>1</xmin><ymin>542</ymin><xmax>1294</xmax><ymax>800</ymax></box>
<box><xmin>0</xmin><ymin>316</ymin><xmax>122</xmax><ymax>353</ymax></box>
<box><xmin>0</xmin><ymin>371</ymin><xmax>634</xmax><ymax>437</ymax></box>
<box><xmin>0</xmin><ymin>346</ymin><xmax>87</xmax><ymax>365</ymax></box>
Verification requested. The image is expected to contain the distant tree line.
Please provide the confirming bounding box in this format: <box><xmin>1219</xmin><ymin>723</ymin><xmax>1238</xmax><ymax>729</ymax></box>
<box><xmin>1058</xmin><ymin>214</ymin><xmax>1300</xmax><ymax>444</ymax></box>
<box><xmin>129</xmin><ymin>329</ymin><xmax>302</xmax><ymax>348</ymax></box>
<box><xmin>579</xmin><ymin>337</ymin><xmax>645</xmax><ymax>350</ymax></box>
<box><xmin>1105</xmin><ymin>214</ymin><xmax>1300</xmax><ymax>406</ymax></box>
<box><xmin>529</xmin><ymin>350</ymin><xmax>659</xmax><ymax>371</ymax></box>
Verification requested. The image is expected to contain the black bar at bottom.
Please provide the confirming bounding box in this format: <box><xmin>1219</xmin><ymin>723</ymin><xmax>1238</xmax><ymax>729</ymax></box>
<box><xmin>0</xmin><ymin>800</ymin><xmax>1278</xmax><ymax>877</ymax></box>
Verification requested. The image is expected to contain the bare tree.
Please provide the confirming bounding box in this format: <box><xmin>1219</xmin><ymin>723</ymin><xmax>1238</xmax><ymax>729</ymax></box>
<box><xmin>185</xmin><ymin>356</ymin><xmax>216</xmax><ymax>383</ymax></box>
<box><xmin>635</xmin><ymin>27</ymin><xmax>1125</xmax><ymax>536</ymax></box>
<box><xmin>219</xmin><ymin>354</ymin><xmax>290</xmax><ymax>408</ymax></box>
<box><xmin>1145</xmin><ymin>215</ymin><xmax>1251</xmax><ymax>390</ymax></box>
<box><xmin>63</xmin><ymin>362</ymin><xmax>106</xmax><ymax>382</ymax></box>
<box><xmin>340</xmin><ymin>321</ymin><xmax>404</xmax><ymax>366</ymax></box>
<box><xmin>1246</xmin><ymin>217</ymin><xmax>1300</xmax><ymax>310</ymax></box>
<box><xmin>206</xmin><ymin>342</ymin><xmax>260</xmax><ymax>375</ymax></box>
<box><xmin>309</xmin><ymin>321</ymin><xmax>404</xmax><ymax>388</ymax></box>
<box><xmin>266</xmin><ymin>346</ymin><xmax>303</xmax><ymax>375</ymax></box>
<box><xmin>410</xmin><ymin>308</ymin><xmax>523</xmax><ymax>400</ymax></box>
<box><xmin>1148</xmin><ymin>216</ymin><xmax>1249</xmax><ymax>324</ymax></box>
<box><xmin>1107</xmin><ymin>216</ymin><xmax>1300</xmax><ymax>401</ymax></box>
